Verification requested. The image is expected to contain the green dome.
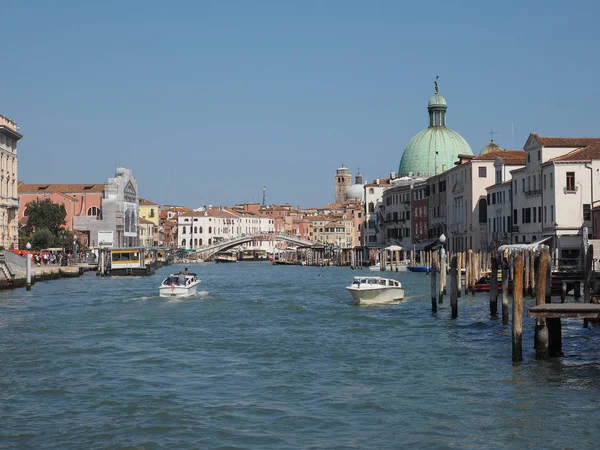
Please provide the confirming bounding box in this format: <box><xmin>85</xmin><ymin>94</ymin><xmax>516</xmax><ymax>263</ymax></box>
<box><xmin>399</xmin><ymin>127</ymin><xmax>473</xmax><ymax>176</ymax></box>
<box><xmin>428</xmin><ymin>93</ymin><xmax>446</xmax><ymax>107</ymax></box>
<box><xmin>399</xmin><ymin>87</ymin><xmax>473</xmax><ymax>176</ymax></box>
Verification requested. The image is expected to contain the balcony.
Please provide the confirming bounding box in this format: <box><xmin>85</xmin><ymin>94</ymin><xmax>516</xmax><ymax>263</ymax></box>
<box><xmin>563</xmin><ymin>185</ymin><xmax>578</xmax><ymax>194</ymax></box>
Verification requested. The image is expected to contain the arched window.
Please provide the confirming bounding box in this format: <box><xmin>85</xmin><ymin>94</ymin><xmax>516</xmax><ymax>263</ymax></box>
<box><xmin>182</xmin><ymin>226</ymin><xmax>186</xmax><ymax>234</ymax></box>
<box><xmin>199</xmin><ymin>238</ymin><xmax>203</xmax><ymax>246</ymax></box>
<box><xmin>368</xmin><ymin>202</ymin><xmax>375</xmax><ymax>213</ymax></box>
<box><xmin>87</xmin><ymin>206</ymin><xmax>101</xmax><ymax>217</ymax></box>
<box><xmin>181</xmin><ymin>238</ymin><xmax>187</xmax><ymax>246</ymax></box>
<box><xmin>369</xmin><ymin>188</ymin><xmax>374</xmax><ymax>194</ymax></box>
<box><xmin>208</xmin><ymin>238</ymin><xmax>212</xmax><ymax>245</ymax></box>
<box><xmin>194</xmin><ymin>238</ymin><xmax>198</xmax><ymax>246</ymax></box>
<box><xmin>208</xmin><ymin>227</ymin><xmax>212</xmax><ymax>233</ymax></box>
<box><xmin>194</xmin><ymin>226</ymin><xmax>197</xmax><ymax>233</ymax></box>
<box><xmin>200</xmin><ymin>227</ymin><xmax>203</xmax><ymax>233</ymax></box>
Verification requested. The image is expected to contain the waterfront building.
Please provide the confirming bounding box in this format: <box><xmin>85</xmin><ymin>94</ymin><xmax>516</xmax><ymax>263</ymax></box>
<box><xmin>446</xmin><ymin>151</ymin><xmax>525</xmax><ymax>254</ymax></box>
<box><xmin>426</xmin><ymin>172</ymin><xmax>448</xmax><ymax>241</ymax></box>
<box><xmin>511</xmin><ymin>134</ymin><xmax>600</xmax><ymax>264</ymax></box>
<box><xmin>139</xmin><ymin>218</ymin><xmax>155</xmax><ymax>248</ymax></box>
<box><xmin>484</xmin><ymin>150</ymin><xmax>527</xmax><ymax>248</ymax></box>
<box><xmin>362</xmin><ymin>177</ymin><xmax>391</xmax><ymax>253</ymax></box>
<box><xmin>177</xmin><ymin>207</ymin><xmax>275</xmax><ymax>251</ymax></box>
<box><xmin>76</xmin><ymin>168</ymin><xmax>140</xmax><ymax>248</ymax></box>
<box><xmin>411</xmin><ymin>180</ymin><xmax>429</xmax><ymax>245</ymax></box>
<box><xmin>159</xmin><ymin>206</ymin><xmax>191</xmax><ymax>248</ymax></box>
<box><xmin>0</xmin><ymin>114</ymin><xmax>22</xmax><ymax>249</ymax></box>
<box><xmin>19</xmin><ymin>168</ymin><xmax>139</xmax><ymax>248</ymax></box>
<box><xmin>398</xmin><ymin>83</ymin><xmax>473</xmax><ymax>177</ymax></box>
<box><xmin>139</xmin><ymin>198</ymin><xmax>160</xmax><ymax>246</ymax></box>
<box><xmin>381</xmin><ymin>176</ymin><xmax>422</xmax><ymax>249</ymax></box>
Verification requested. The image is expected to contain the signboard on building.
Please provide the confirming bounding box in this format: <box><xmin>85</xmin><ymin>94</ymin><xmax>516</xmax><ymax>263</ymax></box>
<box><xmin>98</xmin><ymin>231</ymin><xmax>114</xmax><ymax>248</ymax></box>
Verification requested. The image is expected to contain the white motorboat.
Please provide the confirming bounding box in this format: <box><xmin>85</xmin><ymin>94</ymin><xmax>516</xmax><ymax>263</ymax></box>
<box><xmin>346</xmin><ymin>276</ymin><xmax>404</xmax><ymax>305</ymax></box>
<box><xmin>159</xmin><ymin>272</ymin><xmax>201</xmax><ymax>297</ymax></box>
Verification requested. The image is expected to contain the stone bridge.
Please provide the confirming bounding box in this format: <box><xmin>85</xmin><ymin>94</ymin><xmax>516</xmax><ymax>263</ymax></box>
<box><xmin>194</xmin><ymin>233</ymin><xmax>321</xmax><ymax>260</ymax></box>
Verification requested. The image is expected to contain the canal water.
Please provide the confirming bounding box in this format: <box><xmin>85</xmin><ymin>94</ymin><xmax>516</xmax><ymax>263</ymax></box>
<box><xmin>1</xmin><ymin>263</ymin><xmax>599</xmax><ymax>449</ymax></box>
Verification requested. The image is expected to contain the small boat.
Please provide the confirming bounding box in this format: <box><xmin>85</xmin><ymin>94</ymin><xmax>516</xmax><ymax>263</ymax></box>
<box><xmin>215</xmin><ymin>254</ymin><xmax>237</xmax><ymax>263</ymax></box>
<box><xmin>473</xmin><ymin>276</ymin><xmax>502</xmax><ymax>292</ymax></box>
<box><xmin>407</xmin><ymin>265</ymin><xmax>437</xmax><ymax>273</ymax></box>
<box><xmin>346</xmin><ymin>276</ymin><xmax>405</xmax><ymax>305</ymax></box>
<box><xmin>159</xmin><ymin>272</ymin><xmax>201</xmax><ymax>297</ymax></box>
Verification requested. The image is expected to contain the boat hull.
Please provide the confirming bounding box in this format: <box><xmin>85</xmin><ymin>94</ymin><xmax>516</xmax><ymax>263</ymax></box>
<box><xmin>369</xmin><ymin>264</ymin><xmax>408</xmax><ymax>272</ymax></box>
<box><xmin>407</xmin><ymin>266</ymin><xmax>438</xmax><ymax>273</ymax></box>
<box><xmin>159</xmin><ymin>280</ymin><xmax>201</xmax><ymax>297</ymax></box>
<box><xmin>346</xmin><ymin>286</ymin><xmax>405</xmax><ymax>305</ymax></box>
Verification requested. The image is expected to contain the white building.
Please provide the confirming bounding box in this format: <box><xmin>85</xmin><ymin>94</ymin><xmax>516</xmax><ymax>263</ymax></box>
<box><xmin>0</xmin><ymin>114</ymin><xmax>21</xmax><ymax>249</ymax></box>
<box><xmin>510</xmin><ymin>134</ymin><xmax>600</xmax><ymax>261</ymax></box>
<box><xmin>447</xmin><ymin>150</ymin><xmax>525</xmax><ymax>254</ymax></box>
<box><xmin>177</xmin><ymin>207</ymin><xmax>275</xmax><ymax>250</ymax></box>
<box><xmin>363</xmin><ymin>176</ymin><xmax>391</xmax><ymax>248</ymax></box>
<box><xmin>513</xmin><ymin>134</ymin><xmax>600</xmax><ymax>265</ymax></box>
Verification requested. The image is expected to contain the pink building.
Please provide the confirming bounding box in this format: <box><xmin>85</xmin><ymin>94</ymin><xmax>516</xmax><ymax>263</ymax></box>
<box><xmin>17</xmin><ymin>183</ymin><xmax>104</xmax><ymax>231</ymax></box>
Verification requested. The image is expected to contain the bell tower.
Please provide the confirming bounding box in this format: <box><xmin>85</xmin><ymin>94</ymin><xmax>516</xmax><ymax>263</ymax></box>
<box><xmin>334</xmin><ymin>165</ymin><xmax>351</xmax><ymax>204</ymax></box>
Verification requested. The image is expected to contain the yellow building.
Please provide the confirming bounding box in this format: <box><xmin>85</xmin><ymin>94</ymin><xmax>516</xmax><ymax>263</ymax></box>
<box><xmin>138</xmin><ymin>198</ymin><xmax>160</xmax><ymax>246</ymax></box>
<box><xmin>0</xmin><ymin>113</ymin><xmax>21</xmax><ymax>249</ymax></box>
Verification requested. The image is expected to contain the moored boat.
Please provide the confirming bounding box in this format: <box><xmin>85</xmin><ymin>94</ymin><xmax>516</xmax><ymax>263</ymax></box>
<box><xmin>407</xmin><ymin>265</ymin><xmax>437</xmax><ymax>273</ymax></box>
<box><xmin>159</xmin><ymin>272</ymin><xmax>201</xmax><ymax>297</ymax></box>
<box><xmin>346</xmin><ymin>276</ymin><xmax>405</xmax><ymax>305</ymax></box>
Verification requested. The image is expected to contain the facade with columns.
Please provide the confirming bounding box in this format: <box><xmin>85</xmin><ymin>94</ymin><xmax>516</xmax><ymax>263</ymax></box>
<box><xmin>0</xmin><ymin>114</ymin><xmax>21</xmax><ymax>249</ymax></box>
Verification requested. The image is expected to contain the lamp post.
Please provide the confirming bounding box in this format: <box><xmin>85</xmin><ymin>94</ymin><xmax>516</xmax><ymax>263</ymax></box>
<box><xmin>439</xmin><ymin>233</ymin><xmax>447</xmax><ymax>297</ymax></box>
<box><xmin>26</xmin><ymin>242</ymin><xmax>32</xmax><ymax>290</ymax></box>
<box><xmin>73</xmin><ymin>236</ymin><xmax>77</xmax><ymax>266</ymax></box>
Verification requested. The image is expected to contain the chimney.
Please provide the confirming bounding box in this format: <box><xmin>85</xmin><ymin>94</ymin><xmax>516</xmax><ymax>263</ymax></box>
<box><xmin>376</xmin><ymin>177</ymin><xmax>380</xmax><ymax>185</ymax></box>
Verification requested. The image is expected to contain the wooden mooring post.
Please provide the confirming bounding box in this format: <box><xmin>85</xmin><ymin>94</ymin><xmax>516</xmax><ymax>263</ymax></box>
<box><xmin>457</xmin><ymin>251</ymin><xmax>462</xmax><ymax>298</ymax></box>
<box><xmin>501</xmin><ymin>254</ymin><xmax>509</xmax><ymax>325</ymax></box>
<box><xmin>512</xmin><ymin>255</ymin><xmax>524</xmax><ymax>362</ymax></box>
<box><xmin>534</xmin><ymin>249</ymin><xmax>550</xmax><ymax>359</ymax></box>
<box><xmin>431</xmin><ymin>257</ymin><xmax>438</xmax><ymax>313</ymax></box>
<box><xmin>450</xmin><ymin>255</ymin><xmax>458</xmax><ymax>319</ymax></box>
<box><xmin>490</xmin><ymin>251</ymin><xmax>498</xmax><ymax>317</ymax></box>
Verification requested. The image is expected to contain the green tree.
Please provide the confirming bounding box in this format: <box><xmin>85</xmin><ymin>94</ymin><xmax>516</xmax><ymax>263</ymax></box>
<box><xmin>30</xmin><ymin>228</ymin><xmax>56</xmax><ymax>250</ymax></box>
<box><xmin>24</xmin><ymin>198</ymin><xmax>67</xmax><ymax>237</ymax></box>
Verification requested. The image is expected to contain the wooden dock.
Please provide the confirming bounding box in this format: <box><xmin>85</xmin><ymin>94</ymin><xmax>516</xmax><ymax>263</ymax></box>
<box><xmin>528</xmin><ymin>303</ymin><xmax>600</xmax><ymax>319</ymax></box>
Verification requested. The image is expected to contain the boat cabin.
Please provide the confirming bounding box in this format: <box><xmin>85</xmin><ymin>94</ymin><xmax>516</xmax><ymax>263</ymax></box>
<box><xmin>351</xmin><ymin>277</ymin><xmax>402</xmax><ymax>287</ymax></box>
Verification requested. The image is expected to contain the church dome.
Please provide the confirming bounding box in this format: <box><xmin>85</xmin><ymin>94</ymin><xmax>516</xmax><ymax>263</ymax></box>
<box><xmin>480</xmin><ymin>139</ymin><xmax>502</xmax><ymax>155</ymax></box>
<box><xmin>346</xmin><ymin>184</ymin><xmax>364</xmax><ymax>201</ymax></box>
<box><xmin>399</xmin><ymin>84</ymin><xmax>473</xmax><ymax>176</ymax></box>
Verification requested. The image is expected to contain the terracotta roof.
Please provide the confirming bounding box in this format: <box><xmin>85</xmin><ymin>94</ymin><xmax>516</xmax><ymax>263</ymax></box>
<box><xmin>551</xmin><ymin>143</ymin><xmax>600</xmax><ymax>162</ymax></box>
<box><xmin>364</xmin><ymin>178</ymin><xmax>391</xmax><ymax>187</ymax></box>
<box><xmin>139</xmin><ymin>197</ymin><xmax>158</xmax><ymax>206</ymax></box>
<box><xmin>18</xmin><ymin>182</ymin><xmax>105</xmax><ymax>194</ymax></box>
<box><xmin>139</xmin><ymin>218</ymin><xmax>155</xmax><ymax>225</ymax></box>
<box><xmin>472</xmin><ymin>150</ymin><xmax>526</xmax><ymax>164</ymax></box>
<box><xmin>531</xmin><ymin>133</ymin><xmax>600</xmax><ymax>148</ymax></box>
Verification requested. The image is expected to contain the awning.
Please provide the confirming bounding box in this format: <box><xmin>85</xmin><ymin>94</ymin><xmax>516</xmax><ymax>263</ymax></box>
<box><xmin>411</xmin><ymin>239</ymin><xmax>439</xmax><ymax>252</ymax></box>
<box><xmin>498</xmin><ymin>237</ymin><xmax>551</xmax><ymax>255</ymax></box>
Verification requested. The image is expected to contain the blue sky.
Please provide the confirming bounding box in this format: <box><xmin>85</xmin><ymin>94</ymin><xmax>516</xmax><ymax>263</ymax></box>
<box><xmin>3</xmin><ymin>0</ymin><xmax>599</xmax><ymax>208</ymax></box>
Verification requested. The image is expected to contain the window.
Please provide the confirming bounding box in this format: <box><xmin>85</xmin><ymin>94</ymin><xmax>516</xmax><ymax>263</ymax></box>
<box><xmin>368</xmin><ymin>202</ymin><xmax>375</xmax><ymax>213</ymax></box>
<box><xmin>584</xmin><ymin>204</ymin><xmax>591</xmax><ymax>221</ymax></box>
<box><xmin>87</xmin><ymin>206</ymin><xmax>100</xmax><ymax>216</ymax></box>
<box><xmin>538</xmin><ymin>150</ymin><xmax>541</xmax><ymax>160</ymax></box>
<box><xmin>544</xmin><ymin>174</ymin><xmax>547</xmax><ymax>189</ymax></box>
<box><xmin>522</xmin><ymin>179</ymin><xmax>525</xmax><ymax>193</ymax></box>
<box><xmin>496</xmin><ymin>170</ymin><xmax>501</xmax><ymax>184</ymax></box>
<box><xmin>492</xmin><ymin>193</ymin><xmax>496</xmax><ymax>204</ymax></box>
<box><xmin>528</xmin><ymin>154</ymin><xmax>530</xmax><ymax>162</ymax></box>
<box><xmin>566</xmin><ymin>172</ymin><xmax>575</xmax><ymax>191</ymax></box>
<box><xmin>551</xmin><ymin>205</ymin><xmax>554</xmax><ymax>221</ymax></box>
<box><xmin>478</xmin><ymin>198</ymin><xmax>487</xmax><ymax>223</ymax></box>
<box><xmin>533</xmin><ymin>207</ymin><xmax>536</xmax><ymax>223</ymax></box>
<box><xmin>478</xmin><ymin>166</ymin><xmax>487</xmax><ymax>177</ymax></box>
<box><xmin>513</xmin><ymin>209</ymin><xmax>518</xmax><ymax>225</ymax></box>
<box><xmin>550</xmin><ymin>173</ymin><xmax>554</xmax><ymax>188</ymax></box>
<box><xmin>182</xmin><ymin>226</ymin><xmax>186</xmax><ymax>234</ymax></box>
